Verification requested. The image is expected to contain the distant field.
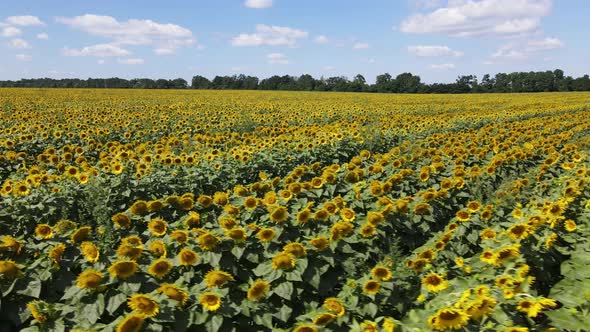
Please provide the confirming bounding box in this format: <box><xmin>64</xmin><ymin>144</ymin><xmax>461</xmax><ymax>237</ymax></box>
<box><xmin>1</xmin><ymin>89</ymin><xmax>590</xmax><ymax>331</ymax></box>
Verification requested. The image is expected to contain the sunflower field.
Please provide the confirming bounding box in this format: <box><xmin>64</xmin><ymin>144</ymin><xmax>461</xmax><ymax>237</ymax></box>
<box><xmin>1</xmin><ymin>89</ymin><xmax>590</xmax><ymax>332</ymax></box>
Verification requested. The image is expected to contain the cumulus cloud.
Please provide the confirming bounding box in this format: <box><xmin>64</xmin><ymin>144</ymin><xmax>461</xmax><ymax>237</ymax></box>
<box><xmin>10</xmin><ymin>38</ymin><xmax>31</xmax><ymax>49</ymax></box>
<box><xmin>267</xmin><ymin>52</ymin><xmax>289</xmax><ymax>64</ymax></box>
<box><xmin>314</xmin><ymin>35</ymin><xmax>329</xmax><ymax>44</ymax></box>
<box><xmin>352</xmin><ymin>42</ymin><xmax>369</xmax><ymax>49</ymax></box>
<box><xmin>407</xmin><ymin>45</ymin><xmax>463</xmax><ymax>57</ymax></box>
<box><xmin>490</xmin><ymin>37</ymin><xmax>563</xmax><ymax>61</ymax></box>
<box><xmin>56</xmin><ymin>14</ymin><xmax>195</xmax><ymax>54</ymax></box>
<box><xmin>36</xmin><ymin>33</ymin><xmax>49</xmax><ymax>40</ymax></box>
<box><xmin>400</xmin><ymin>0</ymin><xmax>552</xmax><ymax>37</ymax></box>
<box><xmin>63</xmin><ymin>43</ymin><xmax>131</xmax><ymax>57</ymax></box>
<box><xmin>117</xmin><ymin>58</ymin><xmax>145</xmax><ymax>65</ymax></box>
<box><xmin>1</xmin><ymin>26</ymin><xmax>21</xmax><ymax>37</ymax></box>
<box><xmin>231</xmin><ymin>24</ymin><xmax>308</xmax><ymax>47</ymax></box>
<box><xmin>6</xmin><ymin>16</ymin><xmax>45</xmax><ymax>26</ymax></box>
<box><xmin>245</xmin><ymin>0</ymin><xmax>273</xmax><ymax>8</ymax></box>
<box><xmin>15</xmin><ymin>54</ymin><xmax>32</xmax><ymax>61</ymax></box>
<box><xmin>429</xmin><ymin>63</ymin><xmax>456</xmax><ymax>70</ymax></box>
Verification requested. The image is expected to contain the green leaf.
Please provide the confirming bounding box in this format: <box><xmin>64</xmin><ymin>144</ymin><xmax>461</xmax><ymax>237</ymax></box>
<box><xmin>17</xmin><ymin>278</ymin><xmax>41</xmax><ymax>298</ymax></box>
<box><xmin>274</xmin><ymin>282</ymin><xmax>293</xmax><ymax>300</ymax></box>
<box><xmin>107</xmin><ymin>293</ymin><xmax>127</xmax><ymax>314</ymax></box>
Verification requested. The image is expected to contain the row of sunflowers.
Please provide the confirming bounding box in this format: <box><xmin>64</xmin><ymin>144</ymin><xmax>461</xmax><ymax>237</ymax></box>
<box><xmin>1</xmin><ymin>89</ymin><xmax>590</xmax><ymax>331</ymax></box>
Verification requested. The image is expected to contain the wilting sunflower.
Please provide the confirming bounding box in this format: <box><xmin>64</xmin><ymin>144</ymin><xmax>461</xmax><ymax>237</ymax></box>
<box><xmin>272</xmin><ymin>252</ymin><xmax>295</xmax><ymax>271</ymax></box>
<box><xmin>257</xmin><ymin>228</ymin><xmax>276</xmax><ymax>242</ymax></box>
<box><xmin>116</xmin><ymin>313</ymin><xmax>144</xmax><ymax>332</ymax></box>
<box><xmin>70</xmin><ymin>226</ymin><xmax>92</xmax><ymax>243</ymax></box>
<box><xmin>309</xmin><ymin>236</ymin><xmax>330</xmax><ymax>251</ymax></box>
<box><xmin>362</xmin><ymin>280</ymin><xmax>381</xmax><ymax>295</ymax></box>
<box><xmin>428</xmin><ymin>308</ymin><xmax>469</xmax><ymax>331</ymax></box>
<box><xmin>27</xmin><ymin>300</ymin><xmax>49</xmax><ymax>322</ymax></box>
<box><xmin>199</xmin><ymin>292</ymin><xmax>222</xmax><ymax>311</ymax></box>
<box><xmin>313</xmin><ymin>313</ymin><xmax>337</xmax><ymax>326</ymax></box>
<box><xmin>54</xmin><ymin>219</ymin><xmax>77</xmax><ymax>235</ymax></box>
<box><xmin>421</xmin><ymin>273</ymin><xmax>449</xmax><ymax>293</ymax></box>
<box><xmin>49</xmin><ymin>243</ymin><xmax>66</xmax><ymax>264</ymax></box>
<box><xmin>185</xmin><ymin>211</ymin><xmax>201</xmax><ymax>228</ymax></box>
<box><xmin>247</xmin><ymin>279</ymin><xmax>270</xmax><ymax>301</ymax></box>
<box><xmin>371</xmin><ymin>265</ymin><xmax>392</xmax><ymax>281</ymax></box>
<box><xmin>148</xmin><ymin>218</ymin><xmax>167</xmax><ymax>237</ymax></box>
<box><xmin>0</xmin><ymin>260</ymin><xmax>22</xmax><ymax>279</ymax></box>
<box><xmin>205</xmin><ymin>270</ymin><xmax>234</xmax><ymax>288</ymax></box>
<box><xmin>148</xmin><ymin>258</ymin><xmax>173</xmax><ymax>279</ymax></box>
<box><xmin>76</xmin><ymin>269</ymin><xmax>103</xmax><ymax>289</ymax></box>
<box><xmin>35</xmin><ymin>224</ymin><xmax>53</xmax><ymax>239</ymax></box>
<box><xmin>157</xmin><ymin>283</ymin><xmax>188</xmax><ymax>306</ymax></box>
<box><xmin>178</xmin><ymin>248</ymin><xmax>199</xmax><ymax>266</ymax></box>
<box><xmin>323</xmin><ymin>297</ymin><xmax>345</xmax><ymax>317</ymax></box>
<box><xmin>283</xmin><ymin>242</ymin><xmax>307</xmax><ymax>257</ymax></box>
<box><xmin>108</xmin><ymin>260</ymin><xmax>139</xmax><ymax>279</ymax></box>
<box><xmin>197</xmin><ymin>232</ymin><xmax>219</xmax><ymax>251</ymax></box>
<box><xmin>128</xmin><ymin>293</ymin><xmax>159</xmax><ymax>317</ymax></box>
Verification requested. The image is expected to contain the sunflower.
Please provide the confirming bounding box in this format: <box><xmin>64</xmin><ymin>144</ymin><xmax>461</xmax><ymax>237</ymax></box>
<box><xmin>199</xmin><ymin>292</ymin><xmax>222</xmax><ymax>311</ymax></box>
<box><xmin>340</xmin><ymin>208</ymin><xmax>355</xmax><ymax>222</ymax></box>
<box><xmin>480</xmin><ymin>250</ymin><xmax>498</xmax><ymax>265</ymax></box>
<box><xmin>243</xmin><ymin>196</ymin><xmax>258</xmax><ymax>210</ymax></box>
<box><xmin>466</xmin><ymin>296</ymin><xmax>497</xmax><ymax>320</ymax></box>
<box><xmin>504</xmin><ymin>328</ymin><xmax>529</xmax><ymax>332</ymax></box>
<box><xmin>564</xmin><ymin>219</ymin><xmax>577</xmax><ymax>232</ymax></box>
<box><xmin>205</xmin><ymin>270</ymin><xmax>234</xmax><ymax>288</ymax></box>
<box><xmin>257</xmin><ymin>228</ymin><xmax>276</xmax><ymax>242</ymax></box>
<box><xmin>178</xmin><ymin>197</ymin><xmax>194</xmax><ymax>211</ymax></box>
<box><xmin>413</xmin><ymin>202</ymin><xmax>431</xmax><ymax>215</ymax></box>
<box><xmin>147</xmin><ymin>200</ymin><xmax>164</xmax><ymax>212</ymax></box>
<box><xmin>480</xmin><ymin>228</ymin><xmax>496</xmax><ymax>240</ymax></box>
<box><xmin>314</xmin><ymin>208</ymin><xmax>330</xmax><ymax>222</ymax></box>
<box><xmin>367</xmin><ymin>211</ymin><xmax>385</xmax><ymax>225</ymax></box>
<box><xmin>283</xmin><ymin>242</ymin><xmax>307</xmax><ymax>257</ymax></box>
<box><xmin>506</xmin><ymin>223</ymin><xmax>532</xmax><ymax>240</ymax></box>
<box><xmin>149</xmin><ymin>240</ymin><xmax>167</xmax><ymax>257</ymax></box>
<box><xmin>76</xmin><ymin>269</ymin><xmax>103</xmax><ymax>289</ymax></box>
<box><xmin>496</xmin><ymin>245</ymin><xmax>520</xmax><ymax>264</ymax></box>
<box><xmin>466</xmin><ymin>200</ymin><xmax>481</xmax><ymax>212</ymax></box>
<box><xmin>428</xmin><ymin>308</ymin><xmax>469</xmax><ymax>331</ymax></box>
<box><xmin>170</xmin><ymin>230</ymin><xmax>189</xmax><ymax>244</ymax></box>
<box><xmin>269</xmin><ymin>206</ymin><xmax>289</xmax><ymax>223</ymax></box>
<box><xmin>330</xmin><ymin>221</ymin><xmax>354</xmax><ymax>241</ymax></box>
<box><xmin>157</xmin><ymin>283</ymin><xmax>188</xmax><ymax>306</ymax></box>
<box><xmin>178</xmin><ymin>248</ymin><xmax>199</xmax><ymax>266</ymax></box>
<box><xmin>185</xmin><ymin>211</ymin><xmax>201</xmax><ymax>228</ymax></box>
<box><xmin>0</xmin><ymin>260</ymin><xmax>22</xmax><ymax>279</ymax></box>
<box><xmin>293</xmin><ymin>325</ymin><xmax>317</xmax><ymax>332</ymax></box>
<box><xmin>272</xmin><ymin>252</ymin><xmax>295</xmax><ymax>271</ymax></box>
<box><xmin>296</xmin><ymin>208</ymin><xmax>311</xmax><ymax>225</ymax></box>
<box><xmin>49</xmin><ymin>243</ymin><xmax>66</xmax><ymax>263</ymax></box>
<box><xmin>197</xmin><ymin>232</ymin><xmax>219</xmax><ymax>251</ymax></box>
<box><xmin>129</xmin><ymin>200</ymin><xmax>149</xmax><ymax>215</ymax></box>
<box><xmin>0</xmin><ymin>236</ymin><xmax>22</xmax><ymax>254</ymax></box>
<box><xmin>516</xmin><ymin>299</ymin><xmax>543</xmax><ymax>317</ymax></box>
<box><xmin>54</xmin><ymin>219</ymin><xmax>77</xmax><ymax>234</ymax></box>
<box><xmin>313</xmin><ymin>312</ymin><xmax>337</xmax><ymax>326</ymax></box>
<box><xmin>362</xmin><ymin>280</ymin><xmax>381</xmax><ymax>295</ymax></box>
<box><xmin>116</xmin><ymin>314</ymin><xmax>144</xmax><ymax>332</ymax></box>
<box><xmin>422</xmin><ymin>273</ymin><xmax>449</xmax><ymax>293</ymax></box>
<box><xmin>117</xmin><ymin>241</ymin><xmax>143</xmax><ymax>261</ymax></box>
<box><xmin>226</xmin><ymin>228</ymin><xmax>247</xmax><ymax>242</ymax></box>
<box><xmin>128</xmin><ymin>294</ymin><xmax>159</xmax><ymax>317</ymax></box>
<box><xmin>111</xmin><ymin>213</ymin><xmax>131</xmax><ymax>228</ymax></box>
<box><xmin>323</xmin><ymin>297</ymin><xmax>345</xmax><ymax>317</ymax></box>
<box><xmin>360</xmin><ymin>320</ymin><xmax>378</xmax><ymax>332</ymax></box>
<box><xmin>456</xmin><ymin>209</ymin><xmax>471</xmax><ymax>222</ymax></box>
<box><xmin>80</xmin><ymin>241</ymin><xmax>100</xmax><ymax>263</ymax></box>
<box><xmin>371</xmin><ymin>265</ymin><xmax>392</xmax><ymax>281</ymax></box>
<box><xmin>27</xmin><ymin>300</ymin><xmax>48</xmax><ymax>322</ymax></box>
<box><xmin>148</xmin><ymin>258</ymin><xmax>173</xmax><ymax>279</ymax></box>
<box><xmin>309</xmin><ymin>236</ymin><xmax>330</xmax><ymax>251</ymax></box>
<box><xmin>360</xmin><ymin>223</ymin><xmax>377</xmax><ymax>238</ymax></box>
<box><xmin>382</xmin><ymin>317</ymin><xmax>396</xmax><ymax>332</ymax></box>
<box><xmin>108</xmin><ymin>260</ymin><xmax>139</xmax><ymax>279</ymax></box>
<box><xmin>197</xmin><ymin>195</ymin><xmax>213</xmax><ymax>208</ymax></box>
<box><xmin>35</xmin><ymin>223</ymin><xmax>53</xmax><ymax>239</ymax></box>
<box><xmin>71</xmin><ymin>226</ymin><xmax>92</xmax><ymax>243</ymax></box>
<box><xmin>148</xmin><ymin>218</ymin><xmax>167</xmax><ymax>237</ymax></box>
<box><xmin>247</xmin><ymin>279</ymin><xmax>270</xmax><ymax>301</ymax></box>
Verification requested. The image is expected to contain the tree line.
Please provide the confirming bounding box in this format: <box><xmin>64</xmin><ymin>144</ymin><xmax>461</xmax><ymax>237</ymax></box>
<box><xmin>1</xmin><ymin>69</ymin><xmax>589</xmax><ymax>93</ymax></box>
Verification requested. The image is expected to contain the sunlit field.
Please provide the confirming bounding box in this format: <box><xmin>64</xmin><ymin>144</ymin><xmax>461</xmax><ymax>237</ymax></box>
<box><xmin>1</xmin><ymin>89</ymin><xmax>590</xmax><ymax>331</ymax></box>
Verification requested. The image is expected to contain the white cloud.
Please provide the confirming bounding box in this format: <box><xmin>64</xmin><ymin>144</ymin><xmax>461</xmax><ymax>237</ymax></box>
<box><xmin>407</xmin><ymin>45</ymin><xmax>463</xmax><ymax>57</ymax></box>
<box><xmin>245</xmin><ymin>0</ymin><xmax>273</xmax><ymax>8</ymax></box>
<box><xmin>323</xmin><ymin>65</ymin><xmax>335</xmax><ymax>71</ymax></box>
<box><xmin>118</xmin><ymin>58</ymin><xmax>145</xmax><ymax>65</ymax></box>
<box><xmin>429</xmin><ymin>63</ymin><xmax>455</xmax><ymax>70</ymax></box>
<box><xmin>1</xmin><ymin>26</ymin><xmax>21</xmax><ymax>37</ymax></box>
<box><xmin>490</xmin><ymin>37</ymin><xmax>563</xmax><ymax>61</ymax></box>
<box><xmin>97</xmin><ymin>59</ymin><xmax>106</xmax><ymax>64</ymax></box>
<box><xmin>231</xmin><ymin>24</ymin><xmax>308</xmax><ymax>47</ymax></box>
<box><xmin>56</xmin><ymin>14</ymin><xmax>195</xmax><ymax>54</ymax></box>
<box><xmin>15</xmin><ymin>54</ymin><xmax>32</xmax><ymax>61</ymax></box>
<box><xmin>10</xmin><ymin>38</ymin><xmax>31</xmax><ymax>49</ymax></box>
<box><xmin>400</xmin><ymin>0</ymin><xmax>552</xmax><ymax>37</ymax></box>
<box><xmin>6</xmin><ymin>16</ymin><xmax>45</xmax><ymax>26</ymax></box>
<box><xmin>63</xmin><ymin>43</ymin><xmax>131</xmax><ymax>57</ymax></box>
<box><xmin>267</xmin><ymin>52</ymin><xmax>289</xmax><ymax>64</ymax></box>
<box><xmin>36</xmin><ymin>32</ymin><xmax>49</xmax><ymax>40</ymax></box>
<box><xmin>353</xmin><ymin>42</ymin><xmax>369</xmax><ymax>49</ymax></box>
<box><xmin>314</xmin><ymin>35</ymin><xmax>329</xmax><ymax>44</ymax></box>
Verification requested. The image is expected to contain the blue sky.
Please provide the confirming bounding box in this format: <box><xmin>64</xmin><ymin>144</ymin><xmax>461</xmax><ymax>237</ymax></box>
<box><xmin>0</xmin><ymin>0</ymin><xmax>587</xmax><ymax>83</ymax></box>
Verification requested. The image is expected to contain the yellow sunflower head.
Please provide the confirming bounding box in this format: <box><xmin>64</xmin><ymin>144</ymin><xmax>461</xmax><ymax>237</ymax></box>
<box><xmin>371</xmin><ymin>265</ymin><xmax>392</xmax><ymax>281</ymax></box>
<box><xmin>178</xmin><ymin>248</ymin><xmax>199</xmax><ymax>266</ymax></box>
<box><xmin>204</xmin><ymin>270</ymin><xmax>234</xmax><ymax>288</ymax></box>
<box><xmin>148</xmin><ymin>258</ymin><xmax>173</xmax><ymax>279</ymax></box>
<box><xmin>127</xmin><ymin>293</ymin><xmax>159</xmax><ymax>317</ymax></box>
<box><xmin>116</xmin><ymin>313</ymin><xmax>144</xmax><ymax>332</ymax></box>
<box><xmin>108</xmin><ymin>260</ymin><xmax>139</xmax><ymax>279</ymax></box>
<box><xmin>247</xmin><ymin>279</ymin><xmax>270</xmax><ymax>301</ymax></box>
<box><xmin>271</xmin><ymin>252</ymin><xmax>295</xmax><ymax>271</ymax></box>
<box><xmin>199</xmin><ymin>292</ymin><xmax>222</xmax><ymax>311</ymax></box>
<box><xmin>323</xmin><ymin>297</ymin><xmax>345</xmax><ymax>317</ymax></box>
<box><xmin>76</xmin><ymin>269</ymin><xmax>104</xmax><ymax>289</ymax></box>
<box><xmin>157</xmin><ymin>283</ymin><xmax>188</xmax><ymax>306</ymax></box>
